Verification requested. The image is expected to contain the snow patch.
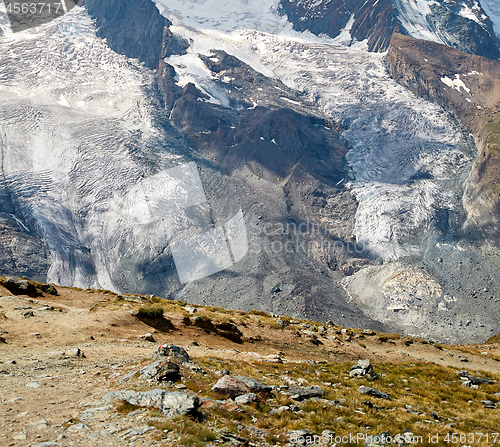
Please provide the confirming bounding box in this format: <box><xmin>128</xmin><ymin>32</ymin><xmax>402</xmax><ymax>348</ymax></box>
<box><xmin>440</xmin><ymin>74</ymin><xmax>471</xmax><ymax>95</ymax></box>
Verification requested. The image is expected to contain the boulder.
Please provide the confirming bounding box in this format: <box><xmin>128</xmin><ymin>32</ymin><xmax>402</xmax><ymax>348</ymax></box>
<box><xmin>141</xmin><ymin>361</ymin><xmax>182</xmax><ymax>382</ymax></box>
<box><xmin>234</xmin><ymin>393</ymin><xmax>258</xmax><ymax>404</ymax></box>
<box><xmin>184</xmin><ymin>306</ymin><xmax>197</xmax><ymax>314</ymax></box>
<box><xmin>234</xmin><ymin>375</ymin><xmax>272</xmax><ymax>393</ymax></box>
<box><xmin>103</xmin><ymin>390</ymin><xmax>199</xmax><ymax>417</ymax></box>
<box><xmin>153</xmin><ymin>344</ymin><xmax>190</xmax><ymax>363</ymax></box>
<box><xmin>276</xmin><ymin>319</ymin><xmax>288</xmax><ymax>328</ymax></box>
<box><xmin>212</xmin><ymin>376</ymin><xmax>251</xmax><ymax>398</ymax></box>
<box><xmin>357</xmin><ymin>386</ymin><xmax>391</xmax><ymax>400</ymax></box>
<box><xmin>284</xmin><ymin>386</ymin><xmax>325</xmax><ymax>401</ymax></box>
<box><xmin>457</xmin><ymin>370</ymin><xmax>490</xmax><ymax>385</ymax></box>
<box><xmin>1</xmin><ymin>277</ymin><xmax>38</xmax><ymax>296</ymax></box>
<box><xmin>350</xmin><ymin>359</ymin><xmax>378</xmax><ymax>379</ymax></box>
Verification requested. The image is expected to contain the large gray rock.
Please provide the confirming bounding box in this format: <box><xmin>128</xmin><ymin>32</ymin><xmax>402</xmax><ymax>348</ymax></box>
<box><xmin>141</xmin><ymin>361</ymin><xmax>182</xmax><ymax>382</ymax></box>
<box><xmin>284</xmin><ymin>386</ymin><xmax>325</xmax><ymax>401</ymax></box>
<box><xmin>350</xmin><ymin>359</ymin><xmax>378</xmax><ymax>379</ymax></box>
<box><xmin>234</xmin><ymin>375</ymin><xmax>272</xmax><ymax>393</ymax></box>
<box><xmin>153</xmin><ymin>344</ymin><xmax>190</xmax><ymax>363</ymax></box>
<box><xmin>212</xmin><ymin>376</ymin><xmax>251</xmax><ymax>398</ymax></box>
<box><xmin>457</xmin><ymin>370</ymin><xmax>491</xmax><ymax>385</ymax></box>
<box><xmin>357</xmin><ymin>386</ymin><xmax>391</xmax><ymax>400</ymax></box>
<box><xmin>103</xmin><ymin>390</ymin><xmax>199</xmax><ymax>416</ymax></box>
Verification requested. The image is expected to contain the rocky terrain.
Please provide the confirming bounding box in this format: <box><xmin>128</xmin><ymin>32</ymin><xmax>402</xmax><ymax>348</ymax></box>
<box><xmin>279</xmin><ymin>0</ymin><xmax>500</xmax><ymax>59</ymax></box>
<box><xmin>2</xmin><ymin>279</ymin><xmax>500</xmax><ymax>446</ymax></box>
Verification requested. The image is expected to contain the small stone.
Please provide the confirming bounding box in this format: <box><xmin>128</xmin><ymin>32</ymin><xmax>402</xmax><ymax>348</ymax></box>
<box><xmin>141</xmin><ymin>333</ymin><xmax>155</xmax><ymax>342</ymax></box>
<box><xmin>21</xmin><ymin>310</ymin><xmax>34</xmax><ymax>318</ymax></box>
<box><xmin>357</xmin><ymin>386</ymin><xmax>390</xmax><ymax>400</ymax></box>
<box><xmin>481</xmin><ymin>400</ymin><xmax>497</xmax><ymax>409</ymax></box>
<box><xmin>269</xmin><ymin>405</ymin><xmax>290</xmax><ymax>415</ymax></box>
<box><xmin>26</xmin><ymin>381</ymin><xmax>44</xmax><ymax>388</ymax></box>
<box><xmin>67</xmin><ymin>423</ymin><xmax>89</xmax><ymax>432</ymax></box>
<box><xmin>289</xmin><ymin>429</ymin><xmax>313</xmax><ymax>446</ymax></box>
<box><xmin>235</xmin><ymin>393</ymin><xmax>258</xmax><ymax>404</ymax></box>
<box><xmin>322</xmin><ymin>430</ymin><xmax>336</xmax><ymax>441</ymax></box>
<box><xmin>276</xmin><ymin>319</ymin><xmax>288</xmax><ymax>328</ymax></box>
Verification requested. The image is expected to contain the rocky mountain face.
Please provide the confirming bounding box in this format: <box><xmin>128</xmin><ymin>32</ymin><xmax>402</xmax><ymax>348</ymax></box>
<box><xmin>84</xmin><ymin>0</ymin><xmax>166</xmax><ymax>68</ymax></box>
<box><xmin>386</xmin><ymin>32</ymin><xmax>500</xmax><ymax>244</ymax></box>
<box><xmin>2</xmin><ymin>0</ymin><xmax>500</xmax><ymax>343</ymax></box>
<box><xmin>280</xmin><ymin>0</ymin><xmax>500</xmax><ymax>59</ymax></box>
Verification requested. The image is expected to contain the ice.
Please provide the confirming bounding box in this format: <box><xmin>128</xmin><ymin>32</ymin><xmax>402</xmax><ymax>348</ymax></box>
<box><xmin>393</xmin><ymin>0</ymin><xmax>445</xmax><ymax>44</ymax></box>
<box><xmin>480</xmin><ymin>0</ymin><xmax>500</xmax><ymax>38</ymax></box>
<box><xmin>0</xmin><ymin>7</ymin><xmax>186</xmax><ymax>289</ymax></box>
<box><xmin>246</xmin><ymin>34</ymin><xmax>474</xmax><ymax>260</ymax></box>
<box><xmin>458</xmin><ymin>1</ymin><xmax>483</xmax><ymax>25</ymax></box>
<box><xmin>154</xmin><ymin>0</ymin><xmax>287</xmax><ymax>34</ymax></box>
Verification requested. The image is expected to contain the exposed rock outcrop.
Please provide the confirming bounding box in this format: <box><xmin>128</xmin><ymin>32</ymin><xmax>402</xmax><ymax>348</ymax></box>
<box><xmin>280</xmin><ymin>0</ymin><xmax>500</xmax><ymax>59</ymax></box>
<box><xmin>84</xmin><ymin>0</ymin><xmax>167</xmax><ymax>68</ymax></box>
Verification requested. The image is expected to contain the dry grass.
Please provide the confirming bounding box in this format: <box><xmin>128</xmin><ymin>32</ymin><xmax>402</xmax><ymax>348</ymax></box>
<box><xmin>170</xmin><ymin>357</ymin><xmax>500</xmax><ymax>446</ymax></box>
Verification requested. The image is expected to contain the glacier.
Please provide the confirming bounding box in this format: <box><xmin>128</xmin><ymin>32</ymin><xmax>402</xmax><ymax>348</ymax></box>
<box><xmin>0</xmin><ymin>5</ymin><xmax>210</xmax><ymax>290</ymax></box>
<box><xmin>1</xmin><ymin>0</ymin><xmax>499</xmax><ymax>341</ymax></box>
<box><xmin>158</xmin><ymin>12</ymin><xmax>475</xmax><ymax>261</ymax></box>
<box><xmin>0</xmin><ymin>1</ymin><xmax>478</xmax><ymax>284</ymax></box>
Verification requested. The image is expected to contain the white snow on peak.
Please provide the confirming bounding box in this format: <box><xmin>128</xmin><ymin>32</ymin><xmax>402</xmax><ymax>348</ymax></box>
<box><xmin>458</xmin><ymin>1</ymin><xmax>483</xmax><ymax>25</ymax></box>
<box><xmin>393</xmin><ymin>0</ymin><xmax>445</xmax><ymax>44</ymax></box>
<box><xmin>480</xmin><ymin>0</ymin><xmax>500</xmax><ymax>38</ymax></box>
<box><xmin>154</xmin><ymin>0</ymin><xmax>287</xmax><ymax>34</ymax></box>
<box><xmin>441</xmin><ymin>74</ymin><xmax>471</xmax><ymax>95</ymax></box>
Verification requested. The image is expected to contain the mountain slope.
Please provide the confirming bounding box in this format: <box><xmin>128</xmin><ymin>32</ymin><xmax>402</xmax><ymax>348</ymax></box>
<box><xmin>1</xmin><ymin>0</ymin><xmax>500</xmax><ymax>343</ymax></box>
<box><xmin>1</xmin><ymin>280</ymin><xmax>500</xmax><ymax>446</ymax></box>
<box><xmin>280</xmin><ymin>0</ymin><xmax>500</xmax><ymax>59</ymax></box>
